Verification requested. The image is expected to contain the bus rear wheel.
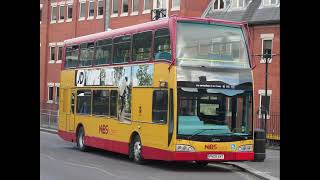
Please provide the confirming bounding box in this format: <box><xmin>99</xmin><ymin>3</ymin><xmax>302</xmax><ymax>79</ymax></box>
<box><xmin>76</xmin><ymin>126</ymin><xmax>88</xmax><ymax>152</ymax></box>
<box><xmin>131</xmin><ymin>135</ymin><xmax>144</xmax><ymax>164</ymax></box>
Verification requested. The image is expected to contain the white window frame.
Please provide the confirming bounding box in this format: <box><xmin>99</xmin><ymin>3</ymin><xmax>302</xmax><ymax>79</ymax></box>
<box><xmin>258</xmin><ymin>89</ymin><xmax>272</xmax><ymax>119</ymax></box>
<box><xmin>230</xmin><ymin>0</ymin><xmax>247</xmax><ymax>10</ymax></box>
<box><xmin>66</xmin><ymin>2</ymin><xmax>73</xmax><ymax>22</ymax></box>
<box><xmin>111</xmin><ymin>0</ymin><xmax>119</xmax><ymax>17</ymax></box>
<box><xmin>142</xmin><ymin>0</ymin><xmax>152</xmax><ymax>14</ymax></box>
<box><xmin>55</xmin><ymin>83</ymin><xmax>60</xmax><ymax>104</ymax></box>
<box><xmin>96</xmin><ymin>0</ymin><xmax>104</xmax><ymax>19</ymax></box>
<box><xmin>171</xmin><ymin>0</ymin><xmax>180</xmax><ymax>11</ymax></box>
<box><xmin>58</xmin><ymin>2</ymin><xmax>66</xmax><ymax>23</ymax></box>
<box><xmin>212</xmin><ymin>0</ymin><xmax>225</xmax><ymax>11</ymax></box>
<box><xmin>49</xmin><ymin>43</ymin><xmax>56</xmax><ymax>63</ymax></box>
<box><xmin>259</xmin><ymin>0</ymin><xmax>280</xmax><ymax>8</ymax></box>
<box><xmin>121</xmin><ymin>0</ymin><xmax>129</xmax><ymax>16</ymax></box>
<box><xmin>50</xmin><ymin>3</ymin><xmax>58</xmax><ymax>24</ymax></box>
<box><xmin>153</xmin><ymin>0</ymin><xmax>169</xmax><ymax>17</ymax></box>
<box><xmin>56</xmin><ymin>42</ymin><xmax>63</xmax><ymax>64</ymax></box>
<box><xmin>40</xmin><ymin>4</ymin><xmax>43</xmax><ymax>24</ymax></box>
<box><xmin>79</xmin><ymin>0</ymin><xmax>86</xmax><ymax>21</ymax></box>
<box><xmin>87</xmin><ymin>0</ymin><xmax>95</xmax><ymax>20</ymax></box>
<box><xmin>131</xmin><ymin>0</ymin><xmax>139</xmax><ymax>16</ymax></box>
<box><xmin>47</xmin><ymin>83</ymin><xmax>54</xmax><ymax>103</ymax></box>
<box><xmin>260</xmin><ymin>33</ymin><xmax>274</xmax><ymax>63</ymax></box>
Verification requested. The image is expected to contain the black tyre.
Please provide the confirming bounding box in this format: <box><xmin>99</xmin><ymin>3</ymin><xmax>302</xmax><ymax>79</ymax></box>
<box><xmin>76</xmin><ymin>126</ymin><xmax>88</xmax><ymax>152</ymax></box>
<box><xmin>131</xmin><ymin>135</ymin><xmax>144</xmax><ymax>164</ymax></box>
<box><xmin>195</xmin><ymin>161</ymin><xmax>209</xmax><ymax>167</ymax></box>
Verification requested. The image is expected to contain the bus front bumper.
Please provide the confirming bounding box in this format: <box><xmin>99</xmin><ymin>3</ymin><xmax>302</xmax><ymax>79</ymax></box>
<box><xmin>172</xmin><ymin>151</ymin><xmax>254</xmax><ymax>161</ymax></box>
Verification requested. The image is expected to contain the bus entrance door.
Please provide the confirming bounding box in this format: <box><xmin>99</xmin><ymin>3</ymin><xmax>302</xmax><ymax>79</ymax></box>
<box><xmin>67</xmin><ymin>89</ymin><xmax>76</xmax><ymax>132</ymax></box>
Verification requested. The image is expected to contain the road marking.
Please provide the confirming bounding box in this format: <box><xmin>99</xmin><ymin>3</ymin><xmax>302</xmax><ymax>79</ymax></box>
<box><xmin>40</xmin><ymin>131</ymin><xmax>57</xmax><ymax>135</ymax></box>
<box><xmin>63</xmin><ymin>161</ymin><xmax>117</xmax><ymax>177</ymax></box>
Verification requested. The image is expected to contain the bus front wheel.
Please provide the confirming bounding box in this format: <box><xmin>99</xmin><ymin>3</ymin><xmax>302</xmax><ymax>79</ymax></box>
<box><xmin>76</xmin><ymin>126</ymin><xmax>88</xmax><ymax>152</ymax></box>
<box><xmin>131</xmin><ymin>135</ymin><xmax>144</xmax><ymax>164</ymax></box>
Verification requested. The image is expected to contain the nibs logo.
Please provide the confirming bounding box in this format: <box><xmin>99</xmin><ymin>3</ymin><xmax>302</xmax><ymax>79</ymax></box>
<box><xmin>204</xmin><ymin>144</ymin><xmax>217</xmax><ymax>150</ymax></box>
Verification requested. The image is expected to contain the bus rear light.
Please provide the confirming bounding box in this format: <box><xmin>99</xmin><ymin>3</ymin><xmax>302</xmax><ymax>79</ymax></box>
<box><xmin>176</xmin><ymin>144</ymin><xmax>195</xmax><ymax>152</ymax></box>
<box><xmin>237</xmin><ymin>144</ymin><xmax>253</xmax><ymax>152</ymax></box>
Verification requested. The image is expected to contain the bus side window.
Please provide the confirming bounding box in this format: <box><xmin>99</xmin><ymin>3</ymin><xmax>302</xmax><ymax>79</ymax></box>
<box><xmin>76</xmin><ymin>90</ymin><xmax>92</xmax><ymax>115</ymax></box>
<box><xmin>95</xmin><ymin>39</ymin><xmax>112</xmax><ymax>65</ymax></box>
<box><xmin>154</xmin><ymin>28</ymin><xmax>171</xmax><ymax>61</ymax></box>
<box><xmin>152</xmin><ymin>90</ymin><xmax>168</xmax><ymax>123</ymax></box>
<box><xmin>79</xmin><ymin>42</ymin><xmax>94</xmax><ymax>67</ymax></box>
<box><xmin>110</xmin><ymin>90</ymin><xmax>118</xmax><ymax>117</ymax></box>
<box><xmin>65</xmin><ymin>45</ymin><xmax>79</xmax><ymax>68</ymax></box>
<box><xmin>113</xmin><ymin>35</ymin><xmax>131</xmax><ymax>64</ymax></box>
<box><xmin>132</xmin><ymin>31</ymin><xmax>152</xmax><ymax>61</ymax></box>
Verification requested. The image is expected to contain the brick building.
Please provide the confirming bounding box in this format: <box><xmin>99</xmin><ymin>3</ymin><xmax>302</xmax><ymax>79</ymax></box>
<box><xmin>203</xmin><ymin>0</ymin><xmax>280</xmax><ymax>141</ymax></box>
<box><xmin>40</xmin><ymin>0</ymin><xmax>210</xmax><ymax>110</ymax></box>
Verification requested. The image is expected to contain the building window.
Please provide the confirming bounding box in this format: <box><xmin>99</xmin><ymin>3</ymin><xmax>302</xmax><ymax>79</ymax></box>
<box><xmin>57</xmin><ymin>46</ymin><xmax>63</xmax><ymax>63</ymax></box>
<box><xmin>49</xmin><ymin>46</ymin><xmax>55</xmax><ymax>63</ymax></box>
<box><xmin>110</xmin><ymin>90</ymin><xmax>118</xmax><ymax>117</ymax></box>
<box><xmin>59</xmin><ymin>5</ymin><xmax>65</xmax><ymax>22</ymax></box>
<box><xmin>258</xmin><ymin>90</ymin><xmax>272</xmax><ymax>119</ymax></box>
<box><xmin>79</xmin><ymin>1</ymin><xmax>86</xmax><ymax>20</ymax></box>
<box><xmin>113</xmin><ymin>35</ymin><xmax>131</xmax><ymax>64</ymax></box>
<box><xmin>263</xmin><ymin>0</ymin><xmax>279</xmax><ymax>6</ymax></box>
<box><xmin>122</xmin><ymin>0</ymin><xmax>129</xmax><ymax>15</ymax></box>
<box><xmin>65</xmin><ymin>45</ymin><xmax>79</xmax><ymax>68</ymax></box>
<box><xmin>154</xmin><ymin>28</ymin><xmax>171</xmax><ymax>61</ymax></box>
<box><xmin>213</xmin><ymin>0</ymin><xmax>225</xmax><ymax>10</ymax></box>
<box><xmin>97</xmin><ymin>0</ymin><xmax>104</xmax><ymax>18</ymax></box>
<box><xmin>95</xmin><ymin>39</ymin><xmax>112</xmax><ymax>65</ymax></box>
<box><xmin>80</xmin><ymin>42</ymin><xmax>94</xmax><ymax>67</ymax></box>
<box><xmin>152</xmin><ymin>90</ymin><xmax>168</xmax><ymax>123</ymax></box>
<box><xmin>92</xmin><ymin>90</ymin><xmax>110</xmax><ymax>116</ymax></box>
<box><xmin>112</xmin><ymin>0</ymin><xmax>118</xmax><ymax>15</ymax></box>
<box><xmin>51</xmin><ymin>5</ymin><xmax>57</xmax><ymax>23</ymax></box>
<box><xmin>88</xmin><ymin>0</ymin><xmax>95</xmax><ymax>19</ymax></box>
<box><xmin>76</xmin><ymin>90</ymin><xmax>92</xmax><ymax>115</ymax></box>
<box><xmin>144</xmin><ymin>0</ymin><xmax>152</xmax><ymax>11</ymax></box>
<box><xmin>132</xmin><ymin>31</ymin><xmax>152</xmax><ymax>61</ymax></box>
<box><xmin>47</xmin><ymin>83</ymin><xmax>54</xmax><ymax>103</ymax></box>
<box><xmin>171</xmin><ymin>0</ymin><xmax>180</xmax><ymax>10</ymax></box>
<box><xmin>155</xmin><ymin>0</ymin><xmax>167</xmax><ymax>9</ymax></box>
<box><xmin>55</xmin><ymin>84</ymin><xmax>60</xmax><ymax>104</ymax></box>
<box><xmin>231</xmin><ymin>0</ymin><xmax>246</xmax><ymax>8</ymax></box>
<box><xmin>131</xmin><ymin>0</ymin><xmax>139</xmax><ymax>15</ymax></box>
<box><xmin>261</xmin><ymin>36</ymin><xmax>273</xmax><ymax>63</ymax></box>
<box><xmin>67</xmin><ymin>3</ymin><xmax>73</xmax><ymax>21</ymax></box>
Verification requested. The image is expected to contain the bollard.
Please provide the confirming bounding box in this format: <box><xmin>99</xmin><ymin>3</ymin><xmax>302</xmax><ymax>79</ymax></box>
<box><xmin>253</xmin><ymin>129</ymin><xmax>266</xmax><ymax>162</ymax></box>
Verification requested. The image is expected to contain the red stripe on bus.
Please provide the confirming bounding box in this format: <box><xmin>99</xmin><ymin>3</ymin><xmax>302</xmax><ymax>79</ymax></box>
<box><xmin>58</xmin><ymin>130</ymin><xmax>254</xmax><ymax>161</ymax></box>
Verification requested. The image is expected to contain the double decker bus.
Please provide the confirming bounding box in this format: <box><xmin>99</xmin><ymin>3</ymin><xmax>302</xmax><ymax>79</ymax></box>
<box><xmin>58</xmin><ymin>16</ymin><xmax>254</xmax><ymax>166</ymax></box>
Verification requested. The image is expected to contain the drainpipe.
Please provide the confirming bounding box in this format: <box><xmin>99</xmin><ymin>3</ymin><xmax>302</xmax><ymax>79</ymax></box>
<box><xmin>104</xmin><ymin>0</ymin><xmax>110</xmax><ymax>31</ymax></box>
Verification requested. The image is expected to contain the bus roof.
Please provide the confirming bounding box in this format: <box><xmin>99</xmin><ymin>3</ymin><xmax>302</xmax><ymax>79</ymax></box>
<box><xmin>64</xmin><ymin>15</ymin><xmax>246</xmax><ymax>46</ymax></box>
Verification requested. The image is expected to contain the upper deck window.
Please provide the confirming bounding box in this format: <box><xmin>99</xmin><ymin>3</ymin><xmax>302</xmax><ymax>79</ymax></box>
<box><xmin>176</xmin><ymin>22</ymin><xmax>250</xmax><ymax>69</ymax></box>
<box><xmin>154</xmin><ymin>28</ymin><xmax>171</xmax><ymax>61</ymax></box>
<box><xmin>113</xmin><ymin>35</ymin><xmax>131</xmax><ymax>64</ymax></box>
<box><xmin>95</xmin><ymin>39</ymin><xmax>112</xmax><ymax>65</ymax></box>
<box><xmin>79</xmin><ymin>42</ymin><xmax>94</xmax><ymax>67</ymax></box>
<box><xmin>65</xmin><ymin>45</ymin><xmax>79</xmax><ymax>68</ymax></box>
<box><xmin>132</xmin><ymin>31</ymin><xmax>152</xmax><ymax>61</ymax></box>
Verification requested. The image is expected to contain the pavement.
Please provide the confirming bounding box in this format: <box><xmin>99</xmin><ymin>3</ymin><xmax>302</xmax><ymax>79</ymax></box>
<box><xmin>40</xmin><ymin>127</ymin><xmax>279</xmax><ymax>180</ymax></box>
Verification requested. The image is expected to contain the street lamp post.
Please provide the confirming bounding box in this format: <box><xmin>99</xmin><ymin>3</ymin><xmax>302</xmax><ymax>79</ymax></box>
<box><xmin>263</xmin><ymin>49</ymin><xmax>272</xmax><ymax>141</ymax></box>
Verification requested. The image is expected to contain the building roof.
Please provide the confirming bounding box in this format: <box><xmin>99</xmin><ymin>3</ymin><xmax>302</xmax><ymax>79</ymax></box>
<box><xmin>203</xmin><ymin>0</ymin><xmax>280</xmax><ymax>25</ymax></box>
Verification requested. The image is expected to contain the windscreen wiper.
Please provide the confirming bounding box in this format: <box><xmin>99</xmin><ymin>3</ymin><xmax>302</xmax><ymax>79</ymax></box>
<box><xmin>187</xmin><ymin>129</ymin><xmax>222</xmax><ymax>141</ymax></box>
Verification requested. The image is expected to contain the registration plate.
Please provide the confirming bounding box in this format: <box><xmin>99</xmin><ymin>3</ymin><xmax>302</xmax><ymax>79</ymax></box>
<box><xmin>207</xmin><ymin>154</ymin><xmax>224</xmax><ymax>160</ymax></box>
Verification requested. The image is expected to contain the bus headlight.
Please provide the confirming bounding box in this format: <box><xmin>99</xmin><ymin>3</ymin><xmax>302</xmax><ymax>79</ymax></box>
<box><xmin>238</xmin><ymin>145</ymin><xmax>253</xmax><ymax>152</ymax></box>
<box><xmin>176</xmin><ymin>144</ymin><xmax>195</xmax><ymax>152</ymax></box>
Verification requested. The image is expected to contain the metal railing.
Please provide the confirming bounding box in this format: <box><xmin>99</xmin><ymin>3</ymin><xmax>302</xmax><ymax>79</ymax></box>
<box><xmin>255</xmin><ymin>111</ymin><xmax>280</xmax><ymax>146</ymax></box>
<box><xmin>40</xmin><ymin>109</ymin><xmax>58</xmax><ymax>130</ymax></box>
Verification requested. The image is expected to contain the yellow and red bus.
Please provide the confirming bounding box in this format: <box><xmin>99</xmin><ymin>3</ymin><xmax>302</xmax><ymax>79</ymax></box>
<box><xmin>58</xmin><ymin>16</ymin><xmax>254</xmax><ymax>166</ymax></box>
